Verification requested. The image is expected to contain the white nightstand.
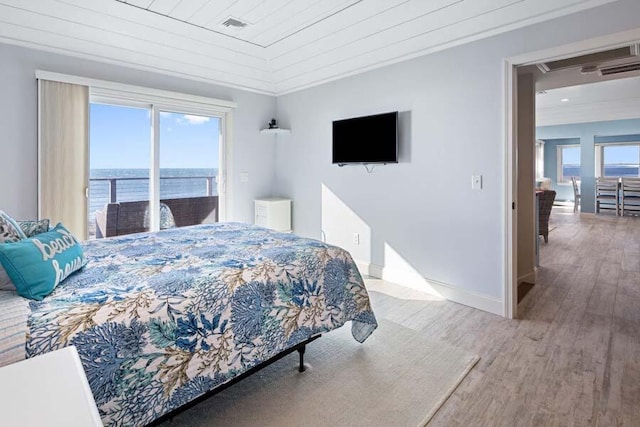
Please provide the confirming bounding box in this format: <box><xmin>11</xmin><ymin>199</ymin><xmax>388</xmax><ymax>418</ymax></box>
<box><xmin>0</xmin><ymin>346</ymin><xmax>102</xmax><ymax>427</ymax></box>
<box><xmin>255</xmin><ymin>198</ymin><xmax>292</xmax><ymax>232</ymax></box>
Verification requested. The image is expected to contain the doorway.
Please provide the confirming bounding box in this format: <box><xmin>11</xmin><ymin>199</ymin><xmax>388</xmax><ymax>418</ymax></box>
<box><xmin>505</xmin><ymin>29</ymin><xmax>640</xmax><ymax>318</ymax></box>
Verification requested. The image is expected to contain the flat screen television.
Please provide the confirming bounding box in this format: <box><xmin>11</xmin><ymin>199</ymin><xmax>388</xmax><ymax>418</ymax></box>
<box><xmin>332</xmin><ymin>111</ymin><xmax>398</xmax><ymax>165</ymax></box>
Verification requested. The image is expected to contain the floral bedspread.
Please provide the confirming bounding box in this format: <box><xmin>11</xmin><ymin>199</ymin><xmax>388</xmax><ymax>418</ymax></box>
<box><xmin>24</xmin><ymin>223</ymin><xmax>377</xmax><ymax>426</ymax></box>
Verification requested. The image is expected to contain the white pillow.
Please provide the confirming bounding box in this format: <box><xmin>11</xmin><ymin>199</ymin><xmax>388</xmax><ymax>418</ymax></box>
<box><xmin>0</xmin><ymin>210</ymin><xmax>27</xmax><ymax>243</ymax></box>
<box><xmin>0</xmin><ymin>265</ymin><xmax>14</xmax><ymax>291</ymax></box>
<box><xmin>0</xmin><ymin>210</ymin><xmax>26</xmax><ymax>291</ymax></box>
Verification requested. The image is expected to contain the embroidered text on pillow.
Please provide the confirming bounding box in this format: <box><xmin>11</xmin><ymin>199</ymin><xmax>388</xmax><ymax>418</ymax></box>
<box><xmin>53</xmin><ymin>256</ymin><xmax>85</xmax><ymax>288</ymax></box>
<box><xmin>33</xmin><ymin>228</ymin><xmax>78</xmax><ymax>261</ymax></box>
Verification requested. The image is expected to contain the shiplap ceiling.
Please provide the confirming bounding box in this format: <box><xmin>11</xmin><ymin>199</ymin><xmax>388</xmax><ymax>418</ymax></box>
<box><xmin>537</xmin><ymin>77</ymin><xmax>640</xmax><ymax>126</ymax></box>
<box><xmin>0</xmin><ymin>0</ymin><xmax>619</xmax><ymax>95</ymax></box>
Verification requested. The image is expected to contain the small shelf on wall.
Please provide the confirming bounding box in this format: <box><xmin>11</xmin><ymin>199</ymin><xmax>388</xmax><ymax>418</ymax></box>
<box><xmin>260</xmin><ymin>128</ymin><xmax>291</xmax><ymax>135</ymax></box>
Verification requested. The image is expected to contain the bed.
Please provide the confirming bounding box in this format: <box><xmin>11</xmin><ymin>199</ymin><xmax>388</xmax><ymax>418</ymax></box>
<box><xmin>0</xmin><ymin>222</ymin><xmax>377</xmax><ymax>426</ymax></box>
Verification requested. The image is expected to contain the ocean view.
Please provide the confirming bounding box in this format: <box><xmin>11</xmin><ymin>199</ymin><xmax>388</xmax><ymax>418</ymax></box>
<box><xmin>89</xmin><ymin>168</ymin><xmax>218</xmax><ymax>221</ymax></box>
<box><xmin>563</xmin><ymin>165</ymin><xmax>640</xmax><ymax>178</ymax></box>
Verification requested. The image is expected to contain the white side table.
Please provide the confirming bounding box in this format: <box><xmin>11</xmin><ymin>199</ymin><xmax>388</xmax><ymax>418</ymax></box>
<box><xmin>255</xmin><ymin>198</ymin><xmax>292</xmax><ymax>232</ymax></box>
<box><xmin>0</xmin><ymin>346</ymin><xmax>102</xmax><ymax>426</ymax></box>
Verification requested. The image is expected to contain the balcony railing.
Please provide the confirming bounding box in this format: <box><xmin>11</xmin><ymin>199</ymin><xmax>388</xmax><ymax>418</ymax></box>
<box><xmin>88</xmin><ymin>175</ymin><xmax>219</xmax><ymax>238</ymax></box>
<box><xmin>90</xmin><ymin>175</ymin><xmax>217</xmax><ymax>204</ymax></box>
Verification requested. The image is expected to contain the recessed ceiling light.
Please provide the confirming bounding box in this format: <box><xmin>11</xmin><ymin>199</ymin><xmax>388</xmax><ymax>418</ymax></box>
<box><xmin>561</xmin><ymin>98</ymin><xmax>570</xmax><ymax>102</ymax></box>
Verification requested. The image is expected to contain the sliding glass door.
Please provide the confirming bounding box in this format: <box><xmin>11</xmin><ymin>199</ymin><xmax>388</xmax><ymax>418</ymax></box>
<box><xmin>89</xmin><ymin>103</ymin><xmax>224</xmax><ymax>239</ymax></box>
<box><xmin>158</xmin><ymin>111</ymin><xmax>221</xmax><ymax>229</ymax></box>
<box><xmin>89</xmin><ymin>103</ymin><xmax>151</xmax><ymax>239</ymax></box>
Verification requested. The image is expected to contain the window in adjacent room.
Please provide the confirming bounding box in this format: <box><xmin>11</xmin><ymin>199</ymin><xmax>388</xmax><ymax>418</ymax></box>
<box><xmin>557</xmin><ymin>145</ymin><xmax>581</xmax><ymax>183</ymax></box>
<box><xmin>598</xmin><ymin>143</ymin><xmax>640</xmax><ymax>178</ymax></box>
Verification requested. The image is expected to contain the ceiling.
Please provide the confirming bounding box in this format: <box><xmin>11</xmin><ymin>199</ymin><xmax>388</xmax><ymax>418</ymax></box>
<box><xmin>537</xmin><ymin>76</ymin><xmax>640</xmax><ymax>126</ymax></box>
<box><xmin>0</xmin><ymin>0</ymin><xmax>618</xmax><ymax>95</ymax></box>
<box><xmin>115</xmin><ymin>0</ymin><xmax>365</xmax><ymax>48</ymax></box>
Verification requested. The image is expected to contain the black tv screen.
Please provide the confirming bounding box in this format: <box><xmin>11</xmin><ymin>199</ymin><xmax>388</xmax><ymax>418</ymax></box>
<box><xmin>332</xmin><ymin>112</ymin><xmax>398</xmax><ymax>165</ymax></box>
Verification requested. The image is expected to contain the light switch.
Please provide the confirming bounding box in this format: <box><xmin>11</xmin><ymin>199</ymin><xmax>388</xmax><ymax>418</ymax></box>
<box><xmin>471</xmin><ymin>175</ymin><xmax>482</xmax><ymax>190</ymax></box>
<box><xmin>240</xmin><ymin>172</ymin><xmax>249</xmax><ymax>183</ymax></box>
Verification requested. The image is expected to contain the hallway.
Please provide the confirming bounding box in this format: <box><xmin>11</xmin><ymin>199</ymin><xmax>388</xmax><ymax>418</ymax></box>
<box><xmin>367</xmin><ymin>208</ymin><xmax>640</xmax><ymax>425</ymax></box>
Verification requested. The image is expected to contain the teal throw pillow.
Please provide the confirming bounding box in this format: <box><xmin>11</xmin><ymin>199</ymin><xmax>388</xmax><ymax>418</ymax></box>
<box><xmin>0</xmin><ymin>223</ymin><xmax>87</xmax><ymax>300</ymax></box>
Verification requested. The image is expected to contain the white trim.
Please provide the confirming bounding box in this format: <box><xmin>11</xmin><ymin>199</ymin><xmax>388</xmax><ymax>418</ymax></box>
<box><xmin>6</xmin><ymin>37</ymin><xmax>274</xmax><ymax>96</ymax></box>
<box><xmin>518</xmin><ymin>271</ymin><xmax>536</xmax><ymax>285</ymax></box>
<box><xmin>428</xmin><ymin>279</ymin><xmax>504</xmax><ymax>317</ymax></box>
<box><xmin>220</xmin><ymin>111</ymin><xmax>233</xmax><ymax>222</ymax></box>
<box><xmin>507</xmin><ymin>28</ymin><xmax>640</xmax><ymax>67</ymax></box>
<box><xmin>535</xmin><ymin>140</ymin><xmax>545</xmax><ymax>181</ymax></box>
<box><xmin>504</xmin><ymin>27</ymin><xmax>640</xmax><ymax>320</ymax></box>
<box><xmin>595</xmin><ymin>145</ymin><xmax>603</xmax><ymax>178</ymax></box>
<box><xmin>150</xmin><ymin>107</ymin><xmax>160</xmax><ymax>231</ymax></box>
<box><xmin>35</xmin><ymin>70</ymin><xmax>237</xmax><ymax>110</ymax></box>
<box><xmin>356</xmin><ymin>261</ymin><xmax>503</xmax><ymax>316</ymax></box>
<box><xmin>504</xmin><ymin>61</ymin><xmax>517</xmax><ymax>319</ymax></box>
<box><xmin>595</xmin><ymin>141</ymin><xmax>640</xmax><ymax>146</ymax></box>
<box><xmin>37</xmin><ymin>79</ymin><xmax>42</xmax><ymax>220</ymax></box>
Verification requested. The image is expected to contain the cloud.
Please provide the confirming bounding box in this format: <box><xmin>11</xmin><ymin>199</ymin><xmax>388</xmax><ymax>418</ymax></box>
<box><xmin>181</xmin><ymin>114</ymin><xmax>210</xmax><ymax>125</ymax></box>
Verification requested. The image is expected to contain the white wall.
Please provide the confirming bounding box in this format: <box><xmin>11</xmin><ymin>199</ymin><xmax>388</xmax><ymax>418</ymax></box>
<box><xmin>274</xmin><ymin>0</ymin><xmax>640</xmax><ymax>309</ymax></box>
<box><xmin>0</xmin><ymin>42</ymin><xmax>276</xmax><ymax>223</ymax></box>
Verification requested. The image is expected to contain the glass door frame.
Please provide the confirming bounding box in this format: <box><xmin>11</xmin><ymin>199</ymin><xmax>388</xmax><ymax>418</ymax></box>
<box><xmin>152</xmin><ymin>104</ymin><xmax>227</xmax><ymax>230</ymax></box>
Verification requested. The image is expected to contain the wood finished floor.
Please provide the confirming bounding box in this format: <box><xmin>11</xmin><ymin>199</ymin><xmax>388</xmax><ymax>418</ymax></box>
<box><xmin>365</xmin><ymin>207</ymin><xmax>640</xmax><ymax>426</ymax></box>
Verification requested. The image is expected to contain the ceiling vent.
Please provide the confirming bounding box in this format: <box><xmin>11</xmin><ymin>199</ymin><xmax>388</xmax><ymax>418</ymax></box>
<box><xmin>537</xmin><ymin>46</ymin><xmax>635</xmax><ymax>73</ymax></box>
<box><xmin>221</xmin><ymin>17</ymin><xmax>248</xmax><ymax>29</ymax></box>
<box><xmin>599</xmin><ymin>62</ymin><xmax>640</xmax><ymax>76</ymax></box>
<box><xmin>580</xmin><ymin>65</ymin><xmax>599</xmax><ymax>74</ymax></box>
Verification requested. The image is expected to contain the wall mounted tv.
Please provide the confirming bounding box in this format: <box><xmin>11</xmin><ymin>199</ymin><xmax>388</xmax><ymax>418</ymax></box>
<box><xmin>332</xmin><ymin>111</ymin><xmax>398</xmax><ymax>165</ymax></box>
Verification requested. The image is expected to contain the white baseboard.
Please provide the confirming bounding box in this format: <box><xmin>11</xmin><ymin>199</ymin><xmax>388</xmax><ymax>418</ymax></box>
<box><xmin>356</xmin><ymin>261</ymin><xmax>504</xmax><ymax>316</ymax></box>
<box><xmin>518</xmin><ymin>271</ymin><xmax>536</xmax><ymax>284</ymax></box>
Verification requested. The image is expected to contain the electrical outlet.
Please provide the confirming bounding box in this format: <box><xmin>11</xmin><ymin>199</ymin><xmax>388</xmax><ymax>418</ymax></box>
<box><xmin>353</xmin><ymin>233</ymin><xmax>360</xmax><ymax>245</ymax></box>
<box><xmin>471</xmin><ymin>174</ymin><xmax>482</xmax><ymax>190</ymax></box>
<box><xmin>240</xmin><ymin>172</ymin><xmax>249</xmax><ymax>183</ymax></box>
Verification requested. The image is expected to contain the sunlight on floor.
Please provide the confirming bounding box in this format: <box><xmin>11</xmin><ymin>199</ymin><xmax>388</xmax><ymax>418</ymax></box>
<box><xmin>364</xmin><ymin>278</ymin><xmax>445</xmax><ymax>302</ymax></box>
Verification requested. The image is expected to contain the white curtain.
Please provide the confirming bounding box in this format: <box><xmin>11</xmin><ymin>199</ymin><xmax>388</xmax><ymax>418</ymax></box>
<box><xmin>38</xmin><ymin>80</ymin><xmax>89</xmax><ymax>239</ymax></box>
<box><xmin>535</xmin><ymin>140</ymin><xmax>545</xmax><ymax>180</ymax></box>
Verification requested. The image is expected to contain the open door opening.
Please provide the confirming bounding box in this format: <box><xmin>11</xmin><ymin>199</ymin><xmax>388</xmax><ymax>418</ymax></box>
<box><xmin>507</xmin><ymin>36</ymin><xmax>640</xmax><ymax>318</ymax></box>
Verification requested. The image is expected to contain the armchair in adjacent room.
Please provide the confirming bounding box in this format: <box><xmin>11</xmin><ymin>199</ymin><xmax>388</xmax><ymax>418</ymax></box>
<box><xmin>538</xmin><ymin>190</ymin><xmax>556</xmax><ymax>244</ymax></box>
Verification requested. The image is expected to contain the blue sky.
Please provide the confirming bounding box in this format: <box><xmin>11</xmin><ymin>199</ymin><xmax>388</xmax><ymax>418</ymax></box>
<box><xmin>604</xmin><ymin>145</ymin><xmax>639</xmax><ymax>165</ymax></box>
<box><xmin>90</xmin><ymin>103</ymin><xmax>220</xmax><ymax>169</ymax></box>
<box><xmin>562</xmin><ymin>146</ymin><xmax>581</xmax><ymax>165</ymax></box>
